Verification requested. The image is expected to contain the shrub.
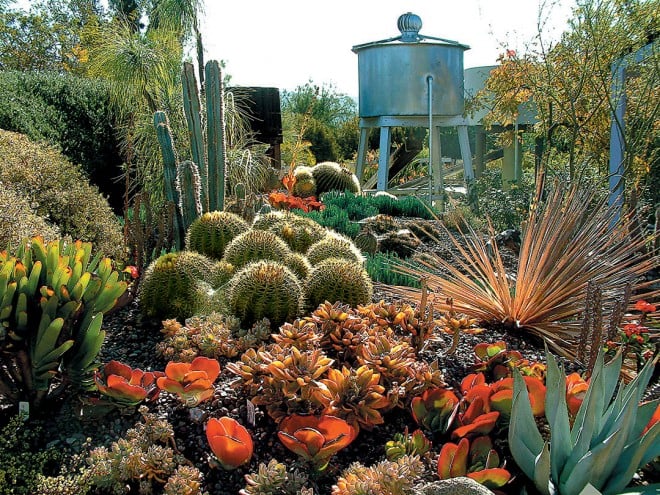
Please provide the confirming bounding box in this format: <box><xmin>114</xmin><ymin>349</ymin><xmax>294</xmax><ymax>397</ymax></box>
<box><xmin>474</xmin><ymin>167</ymin><xmax>534</xmax><ymax>230</ymax></box>
<box><xmin>0</xmin><ymin>184</ymin><xmax>59</xmax><ymax>248</ymax></box>
<box><xmin>0</xmin><ymin>71</ymin><xmax>123</xmax><ymax>212</ymax></box>
<box><xmin>0</xmin><ymin>130</ymin><xmax>125</xmax><ymax>260</ymax></box>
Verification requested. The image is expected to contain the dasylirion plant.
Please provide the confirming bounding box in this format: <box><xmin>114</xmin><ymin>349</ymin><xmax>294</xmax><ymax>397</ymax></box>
<box><xmin>0</xmin><ymin>237</ymin><xmax>127</xmax><ymax>408</ymax></box>
<box><xmin>509</xmin><ymin>348</ymin><xmax>660</xmax><ymax>495</ymax></box>
<box><xmin>186</xmin><ymin>210</ymin><xmax>249</xmax><ymax>260</ymax></box>
<box><xmin>226</xmin><ymin>260</ymin><xmax>302</xmax><ymax>328</ymax></box>
<box><xmin>139</xmin><ymin>252</ymin><xmax>215</xmax><ymax>321</ymax></box>
<box><xmin>154</xmin><ymin>60</ymin><xmax>227</xmax><ymax>249</ymax></box>
<box><xmin>302</xmin><ymin>257</ymin><xmax>373</xmax><ymax>313</ymax></box>
<box><xmin>310</xmin><ymin>161</ymin><xmax>361</xmax><ymax>196</ymax></box>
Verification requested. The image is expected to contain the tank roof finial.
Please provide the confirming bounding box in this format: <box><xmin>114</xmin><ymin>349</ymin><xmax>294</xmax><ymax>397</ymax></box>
<box><xmin>397</xmin><ymin>12</ymin><xmax>422</xmax><ymax>42</ymax></box>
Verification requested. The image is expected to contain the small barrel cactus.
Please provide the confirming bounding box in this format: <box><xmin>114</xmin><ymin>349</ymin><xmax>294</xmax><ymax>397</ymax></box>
<box><xmin>212</xmin><ymin>260</ymin><xmax>235</xmax><ymax>288</ymax></box>
<box><xmin>306</xmin><ymin>232</ymin><xmax>364</xmax><ymax>266</ymax></box>
<box><xmin>139</xmin><ymin>252</ymin><xmax>214</xmax><ymax>321</ymax></box>
<box><xmin>226</xmin><ymin>260</ymin><xmax>302</xmax><ymax>328</ymax></box>
<box><xmin>354</xmin><ymin>231</ymin><xmax>379</xmax><ymax>255</ymax></box>
<box><xmin>222</xmin><ymin>229</ymin><xmax>292</xmax><ymax>269</ymax></box>
<box><xmin>283</xmin><ymin>252</ymin><xmax>312</xmax><ymax>281</ymax></box>
<box><xmin>311</xmin><ymin>162</ymin><xmax>361</xmax><ymax>196</ymax></box>
<box><xmin>253</xmin><ymin>211</ymin><xmax>327</xmax><ymax>253</ymax></box>
<box><xmin>186</xmin><ymin>211</ymin><xmax>250</xmax><ymax>260</ymax></box>
<box><xmin>292</xmin><ymin>166</ymin><xmax>317</xmax><ymax>198</ymax></box>
<box><xmin>302</xmin><ymin>258</ymin><xmax>373</xmax><ymax>313</ymax></box>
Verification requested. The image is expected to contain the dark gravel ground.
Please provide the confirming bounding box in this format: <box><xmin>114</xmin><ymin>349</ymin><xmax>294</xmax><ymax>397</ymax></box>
<box><xmin>11</xmin><ymin>220</ymin><xmax>658</xmax><ymax>494</ymax></box>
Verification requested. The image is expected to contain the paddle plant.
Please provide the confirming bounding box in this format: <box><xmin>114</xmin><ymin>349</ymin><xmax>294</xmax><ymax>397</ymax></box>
<box><xmin>156</xmin><ymin>356</ymin><xmax>220</xmax><ymax>407</ymax></box>
<box><xmin>206</xmin><ymin>417</ymin><xmax>253</xmax><ymax>470</ymax></box>
<box><xmin>94</xmin><ymin>360</ymin><xmax>164</xmax><ymax>408</ymax></box>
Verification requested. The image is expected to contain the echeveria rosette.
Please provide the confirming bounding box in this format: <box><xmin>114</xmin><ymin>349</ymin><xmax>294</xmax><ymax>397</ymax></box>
<box><xmin>157</xmin><ymin>356</ymin><xmax>221</xmax><ymax>406</ymax></box>
<box><xmin>277</xmin><ymin>414</ymin><xmax>357</xmax><ymax>470</ymax></box>
<box><xmin>94</xmin><ymin>360</ymin><xmax>164</xmax><ymax>407</ymax></box>
<box><xmin>206</xmin><ymin>417</ymin><xmax>253</xmax><ymax>470</ymax></box>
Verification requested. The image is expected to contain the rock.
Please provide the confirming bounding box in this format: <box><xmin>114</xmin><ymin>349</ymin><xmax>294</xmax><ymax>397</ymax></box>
<box><xmin>413</xmin><ymin>478</ymin><xmax>495</xmax><ymax>495</ymax></box>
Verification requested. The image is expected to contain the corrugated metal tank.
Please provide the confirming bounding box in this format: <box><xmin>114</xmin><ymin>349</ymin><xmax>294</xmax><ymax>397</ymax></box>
<box><xmin>352</xmin><ymin>13</ymin><xmax>469</xmax><ymax>118</ymax></box>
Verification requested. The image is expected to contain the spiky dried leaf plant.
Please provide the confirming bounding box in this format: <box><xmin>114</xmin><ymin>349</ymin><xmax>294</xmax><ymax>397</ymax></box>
<box><xmin>387</xmin><ymin>180</ymin><xmax>658</xmax><ymax>361</ymax></box>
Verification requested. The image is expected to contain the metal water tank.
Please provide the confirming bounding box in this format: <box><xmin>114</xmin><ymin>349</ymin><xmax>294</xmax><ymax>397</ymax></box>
<box><xmin>352</xmin><ymin>12</ymin><xmax>469</xmax><ymax>118</ymax></box>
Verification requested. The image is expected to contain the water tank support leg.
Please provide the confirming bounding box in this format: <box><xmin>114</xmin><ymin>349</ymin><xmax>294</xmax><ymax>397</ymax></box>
<box><xmin>458</xmin><ymin>125</ymin><xmax>474</xmax><ymax>181</ymax></box>
<box><xmin>356</xmin><ymin>127</ymin><xmax>369</xmax><ymax>182</ymax></box>
<box><xmin>377</xmin><ymin>126</ymin><xmax>392</xmax><ymax>191</ymax></box>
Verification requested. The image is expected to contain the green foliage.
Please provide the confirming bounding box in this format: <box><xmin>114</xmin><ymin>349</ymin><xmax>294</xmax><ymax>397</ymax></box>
<box><xmin>365</xmin><ymin>252</ymin><xmax>421</xmax><ymax>288</ymax></box>
<box><xmin>226</xmin><ymin>260</ymin><xmax>302</xmax><ymax>328</ymax></box>
<box><xmin>321</xmin><ymin>190</ymin><xmax>435</xmax><ymax>220</ymax></box>
<box><xmin>509</xmin><ymin>349</ymin><xmax>660</xmax><ymax>495</ymax></box>
<box><xmin>0</xmin><ymin>71</ymin><xmax>123</xmax><ymax>212</ymax></box>
<box><xmin>0</xmin><ymin>237</ymin><xmax>127</xmax><ymax>407</ymax></box>
<box><xmin>252</xmin><ymin>210</ymin><xmax>327</xmax><ymax>253</ymax></box>
<box><xmin>186</xmin><ymin>211</ymin><xmax>249</xmax><ymax>260</ymax></box>
<box><xmin>241</xmin><ymin>459</ymin><xmax>311</xmax><ymax>495</ymax></box>
<box><xmin>302</xmin><ymin>257</ymin><xmax>373</xmax><ymax>313</ymax></box>
<box><xmin>306</xmin><ymin>232</ymin><xmax>364</xmax><ymax>266</ymax></box>
<box><xmin>0</xmin><ymin>130</ymin><xmax>126</xmax><ymax>260</ymax></box>
<box><xmin>0</xmin><ymin>414</ymin><xmax>66</xmax><ymax>495</ymax></box>
<box><xmin>474</xmin><ymin>167</ymin><xmax>534</xmax><ymax>230</ymax></box>
<box><xmin>295</xmin><ymin>205</ymin><xmax>361</xmax><ymax>239</ymax></box>
<box><xmin>222</xmin><ymin>229</ymin><xmax>292</xmax><ymax>269</ymax></box>
<box><xmin>138</xmin><ymin>251</ymin><xmax>215</xmax><ymax>321</ymax></box>
<box><xmin>311</xmin><ymin>161</ymin><xmax>361</xmax><ymax>196</ymax></box>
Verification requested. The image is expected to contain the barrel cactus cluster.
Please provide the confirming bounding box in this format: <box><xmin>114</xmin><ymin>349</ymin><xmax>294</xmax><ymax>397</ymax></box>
<box><xmin>305</xmin><ymin>161</ymin><xmax>361</xmax><ymax>196</ymax></box>
<box><xmin>139</xmin><ymin>210</ymin><xmax>374</xmax><ymax>330</ymax></box>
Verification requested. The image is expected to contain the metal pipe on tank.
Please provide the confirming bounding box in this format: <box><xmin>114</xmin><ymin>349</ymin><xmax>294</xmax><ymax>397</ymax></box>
<box><xmin>427</xmin><ymin>75</ymin><xmax>433</xmax><ymax>203</ymax></box>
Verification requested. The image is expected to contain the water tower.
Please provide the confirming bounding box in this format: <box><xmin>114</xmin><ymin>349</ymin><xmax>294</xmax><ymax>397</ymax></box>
<box><xmin>352</xmin><ymin>12</ymin><xmax>474</xmax><ymax>200</ymax></box>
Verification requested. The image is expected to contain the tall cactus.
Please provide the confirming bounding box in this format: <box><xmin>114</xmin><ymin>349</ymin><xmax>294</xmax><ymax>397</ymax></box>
<box><xmin>154</xmin><ymin>60</ymin><xmax>228</xmax><ymax>249</ymax></box>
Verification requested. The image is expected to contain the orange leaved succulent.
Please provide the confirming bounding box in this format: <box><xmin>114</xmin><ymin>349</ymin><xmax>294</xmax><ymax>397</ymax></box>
<box><xmin>206</xmin><ymin>417</ymin><xmax>253</xmax><ymax>469</ymax></box>
<box><xmin>157</xmin><ymin>356</ymin><xmax>220</xmax><ymax>406</ymax></box>
<box><xmin>278</xmin><ymin>414</ymin><xmax>357</xmax><ymax>470</ymax></box>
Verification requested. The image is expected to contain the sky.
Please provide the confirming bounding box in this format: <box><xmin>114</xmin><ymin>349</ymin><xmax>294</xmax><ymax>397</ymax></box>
<box><xmin>201</xmin><ymin>0</ymin><xmax>577</xmax><ymax>97</ymax></box>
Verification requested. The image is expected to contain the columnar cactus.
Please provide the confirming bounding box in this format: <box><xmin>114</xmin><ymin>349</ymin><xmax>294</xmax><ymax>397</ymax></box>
<box><xmin>154</xmin><ymin>60</ymin><xmax>228</xmax><ymax>249</ymax></box>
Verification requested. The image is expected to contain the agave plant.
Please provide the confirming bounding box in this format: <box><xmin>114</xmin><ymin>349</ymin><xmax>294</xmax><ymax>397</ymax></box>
<box><xmin>509</xmin><ymin>348</ymin><xmax>660</xmax><ymax>495</ymax></box>
<box><xmin>388</xmin><ymin>181</ymin><xmax>657</xmax><ymax>360</ymax></box>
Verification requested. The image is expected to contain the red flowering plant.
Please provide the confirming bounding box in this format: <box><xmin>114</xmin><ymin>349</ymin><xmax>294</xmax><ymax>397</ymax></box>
<box><xmin>156</xmin><ymin>356</ymin><xmax>220</xmax><ymax>407</ymax></box>
<box><xmin>206</xmin><ymin>417</ymin><xmax>253</xmax><ymax>470</ymax></box>
<box><xmin>94</xmin><ymin>360</ymin><xmax>164</xmax><ymax>408</ymax></box>
<box><xmin>267</xmin><ymin>191</ymin><xmax>324</xmax><ymax>213</ymax></box>
<box><xmin>604</xmin><ymin>299</ymin><xmax>658</xmax><ymax>371</ymax></box>
<box><xmin>437</xmin><ymin>436</ymin><xmax>512</xmax><ymax>490</ymax></box>
<box><xmin>277</xmin><ymin>414</ymin><xmax>357</xmax><ymax>470</ymax></box>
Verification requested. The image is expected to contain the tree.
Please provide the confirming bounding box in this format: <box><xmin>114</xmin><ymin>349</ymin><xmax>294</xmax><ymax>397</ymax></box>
<box><xmin>479</xmin><ymin>0</ymin><xmax>658</xmax><ymax>191</ymax></box>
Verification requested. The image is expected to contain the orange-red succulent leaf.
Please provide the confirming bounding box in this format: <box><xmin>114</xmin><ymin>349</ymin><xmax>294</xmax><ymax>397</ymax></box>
<box><xmin>452</xmin><ymin>411</ymin><xmax>500</xmax><ymax>439</ymax></box>
<box><xmin>206</xmin><ymin>417</ymin><xmax>253</xmax><ymax>469</ymax></box>
<box><xmin>466</xmin><ymin>468</ymin><xmax>512</xmax><ymax>488</ymax></box>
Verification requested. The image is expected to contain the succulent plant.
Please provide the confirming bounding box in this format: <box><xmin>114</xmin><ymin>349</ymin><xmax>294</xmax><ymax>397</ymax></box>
<box><xmin>306</xmin><ymin>232</ymin><xmax>364</xmax><ymax>266</ymax></box>
<box><xmin>292</xmin><ymin>166</ymin><xmax>317</xmax><ymax>198</ymax></box>
<box><xmin>139</xmin><ymin>252</ymin><xmax>214</xmax><ymax>321</ymax></box>
<box><xmin>226</xmin><ymin>260</ymin><xmax>302</xmax><ymax>328</ymax></box>
<box><xmin>384</xmin><ymin>428</ymin><xmax>432</xmax><ymax>461</ymax></box>
<box><xmin>437</xmin><ymin>436</ymin><xmax>512</xmax><ymax>489</ymax></box>
<box><xmin>222</xmin><ymin>229</ymin><xmax>292</xmax><ymax>269</ymax></box>
<box><xmin>0</xmin><ymin>237</ymin><xmax>127</xmax><ymax>408</ymax></box>
<box><xmin>206</xmin><ymin>417</ymin><xmax>253</xmax><ymax>470</ymax></box>
<box><xmin>253</xmin><ymin>211</ymin><xmax>327</xmax><ymax>253</ymax></box>
<box><xmin>157</xmin><ymin>356</ymin><xmax>221</xmax><ymax>407</ymax></box>
<box><xmin>509</xmin><ymin>348</ymin><xmax>660</xmax><ymax>495</ymax></box>
<box><xmin>283</xmin><ymin>252</ymin><xmax>312</xmax><ymax>281</ymax></box>
<box><xmin>212</xmin><ymin>260</ymin><xmax>235</xmax><ymax>288</ymax></box>
<box><xmin>354</xmin><ymin>231</ymin><xmax>378</xmax><ymax>255</ymax></box>
<box><xmin>311</xmin><ymin>161</ymin><xmax>361</xmax><ymax>196</ymax></box>
<box><xmin>185</xmin><ymin>211</ymin><xmax>250</xmax><ymax>260</ymax></box>
<box><xmin>303</xmin><ymin>258</ymin><xmax>373</xmax><ymax>313</ymax></box>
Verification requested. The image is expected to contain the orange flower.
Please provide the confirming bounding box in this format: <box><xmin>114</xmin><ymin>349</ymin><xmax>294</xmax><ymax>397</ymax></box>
<box><xmin>206</xmin><ymin>417</ymin><xmax>253</xmax><ymax>469</ymax></box>
<box><xmin>94</xmin><ymin>360</ymin><xmax>164</xmax><ymax>407</ymax></box>
<box><xmin>634</xmin><ymin>300</ymin><xmax>657</xmax><ymax>313</ymax></box>
<box><xmin>566</xmin><ymin>372</ymin><xmax>589</xmax><ymax>416</ymax></box>
<box><xmin>157</xmin><ymin>356</ymin><xmax>220</xmax><ymax>406</ymax></box>
<box><xmin>278</xmin><ymin>414</ymin><xmax>357</xmax><ymax>470</ymax></box>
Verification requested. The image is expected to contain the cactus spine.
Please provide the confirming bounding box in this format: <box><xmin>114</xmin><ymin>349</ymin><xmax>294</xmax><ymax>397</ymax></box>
<box><xmin>155</xmin><ymin>60</ymin><xmax>228</xmax><ymax>249</ymax></box>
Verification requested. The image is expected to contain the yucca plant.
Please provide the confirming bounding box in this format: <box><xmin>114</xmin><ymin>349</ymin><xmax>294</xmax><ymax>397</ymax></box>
<box><xmin>388</xmin><ymin>180</ymin><xmax>658</xmax><ymax>360</ymax></box>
